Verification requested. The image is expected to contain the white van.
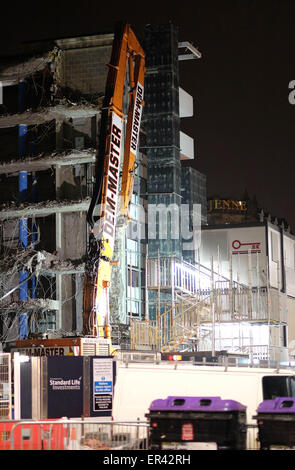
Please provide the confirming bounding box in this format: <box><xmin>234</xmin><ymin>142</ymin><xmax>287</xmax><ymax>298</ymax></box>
<box><xmin>112</xmin><ymin>361</ymin><xmax>295</xmax><ymax>449</ymax></box>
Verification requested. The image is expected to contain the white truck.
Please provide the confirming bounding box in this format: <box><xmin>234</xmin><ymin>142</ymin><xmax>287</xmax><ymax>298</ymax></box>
<box><xmin>112</xmin><ymin>360</ymin><xmax>295</xmax><ymax>449</ymax></box>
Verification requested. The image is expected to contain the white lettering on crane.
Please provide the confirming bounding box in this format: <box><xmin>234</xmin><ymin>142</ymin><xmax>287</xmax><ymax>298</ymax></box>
<box><xmin>103</xmin><ymin>113</ymin><xmax>122</xmax><ymax>248</ymax></box>
<box><xmin>12</xmin><ymin>347</ymin><xmax>67</xmax><ymax>356</ymax></box>
<box><xmin>130</xmin><ymin>82</ymin><xmax>144</xmax><ymax>153</ymax></box>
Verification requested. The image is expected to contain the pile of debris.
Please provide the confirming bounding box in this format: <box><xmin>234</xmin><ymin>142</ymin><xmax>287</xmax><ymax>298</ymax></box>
<box><xmin>39</xmin><ymin>250</ymin><xmax>85</xmax><ymax>272</ymax></box>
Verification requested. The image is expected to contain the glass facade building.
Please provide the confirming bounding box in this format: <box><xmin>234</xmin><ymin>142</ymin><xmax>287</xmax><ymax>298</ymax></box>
<box><xmin>142</xmin><ymin>24</ymin><xmax>207</xmax><ymax>321</ymax></box>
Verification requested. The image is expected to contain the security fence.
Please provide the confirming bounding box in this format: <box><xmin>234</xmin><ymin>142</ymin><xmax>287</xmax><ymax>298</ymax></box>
<box><xmin>0</xmin><ymin>418</ymin><xmax>262</xmax><ymax>450</ymax></box>
<box><xmin>0</xmin><ymin>419</ymin><xmax>149</xmax><ymax>450</ymax></box>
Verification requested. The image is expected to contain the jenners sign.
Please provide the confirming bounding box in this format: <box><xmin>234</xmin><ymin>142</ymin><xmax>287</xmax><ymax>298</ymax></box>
<box><xmin>208</xmin><ymin>199</ymin><xmax>247</xmax><ymax>212</ymax></box>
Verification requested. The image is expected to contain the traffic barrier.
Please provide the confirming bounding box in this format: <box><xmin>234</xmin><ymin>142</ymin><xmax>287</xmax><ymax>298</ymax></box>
<box><xmin>0</xmin><ymin>421</ymin><xmax>42</xmax><ymax>450</ymax></box>
<box><xmin>0</xmin><ymin>420</ymin><xmax>67</xmax><ymax>450</ymax></box>
<box><xmin>0</xmin><ymin>419</ymin><xmax>149</xmax><ymax>450</ymax></box>
<box><xmin>0</xmin><ymin>418</ymin><xmax>260</xmax><ymax>450</ymax></box>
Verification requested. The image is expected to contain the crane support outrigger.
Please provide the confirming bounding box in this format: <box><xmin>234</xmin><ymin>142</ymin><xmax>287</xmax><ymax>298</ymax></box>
<box><xmin>83</xmin><ymin>22</ymin><xmax>145</xmax><ymax>348</ymax></box>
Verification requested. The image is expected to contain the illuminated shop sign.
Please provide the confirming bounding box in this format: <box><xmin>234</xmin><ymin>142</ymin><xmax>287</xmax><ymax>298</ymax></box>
<box><xmin>208</xmin><ymin>199</ymin><xmax>247</xmax><ymax>212</ymax></box>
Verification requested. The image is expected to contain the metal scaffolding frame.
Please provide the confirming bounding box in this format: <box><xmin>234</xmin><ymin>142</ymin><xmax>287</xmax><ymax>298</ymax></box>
<box><xmin>131</xmin><ymin>253</ymin><xmax>288</xmax><ymax>361</ymax></box>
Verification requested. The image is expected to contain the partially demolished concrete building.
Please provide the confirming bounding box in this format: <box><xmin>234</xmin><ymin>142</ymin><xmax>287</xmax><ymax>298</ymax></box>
<box><xmin>0</xmin><ymin>25</ymin><xmax>207</xmax><ymax>352</ymax></box>
<box><xmin>0</xmin><ymin>33</ymin><xmax>146</xmax><ymax>346</ymax></box>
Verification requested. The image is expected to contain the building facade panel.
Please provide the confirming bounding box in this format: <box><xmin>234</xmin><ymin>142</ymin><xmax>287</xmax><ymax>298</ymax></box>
<box><xmin>199</xmin><ymin>224</ymin><xmax>268</xmax><ymax>287</ymax></box>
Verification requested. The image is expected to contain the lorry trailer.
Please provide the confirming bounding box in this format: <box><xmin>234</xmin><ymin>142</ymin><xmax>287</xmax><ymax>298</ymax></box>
<box><xmin>112</xmin><ymin>360</ymin><xmax>295</xmax><ymax>427</ymax></box>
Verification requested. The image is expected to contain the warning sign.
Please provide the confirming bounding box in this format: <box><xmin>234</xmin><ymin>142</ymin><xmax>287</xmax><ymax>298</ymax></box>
<box><xmin>93</xmin><ymin>358</ymin><xmax>113</xmax><ymax>413</ymax></box>
<box><xmin>94</xmin><ymin>394</ymin><xmax>112</xmax><ymax>411</ymax></box>
<box><xmin>94</xmin><ymin>381</ymin><xmax>112</xmax><ymax>393</ymax></box>
<box><xmin>181</xmin><ymin>423</ymin><xmax>194</xmax><ymax>441</ymax></box>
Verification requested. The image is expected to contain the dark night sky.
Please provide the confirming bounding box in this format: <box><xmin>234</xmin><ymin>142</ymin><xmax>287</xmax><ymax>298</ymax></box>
<box><xmin>1</xmin><ymin>1</ymin><xmax>295</xmax><ymax>230</ymax></box>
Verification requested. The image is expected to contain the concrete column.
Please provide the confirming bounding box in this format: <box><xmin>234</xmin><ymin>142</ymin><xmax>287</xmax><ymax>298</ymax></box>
<box><xmin>56</xmin><ymin>211</ymin><xmax>62</xmax><ymax>255</ymax></box>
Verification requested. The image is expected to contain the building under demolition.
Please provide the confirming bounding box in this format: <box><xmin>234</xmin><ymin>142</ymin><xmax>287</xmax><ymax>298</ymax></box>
<box><xmin>0</xmin><ymin>32</ymin><xmax>146</xmax><ymax>347</ymax></box>
<box><xmin>0</xmin><ymin>24</ymin><xmax>205</xmax><ymax>351</ymax></box>
<box><xmin>1</xmin><ymin>23</ymin><xmax>295</xmax><ymax>365</ymax></box>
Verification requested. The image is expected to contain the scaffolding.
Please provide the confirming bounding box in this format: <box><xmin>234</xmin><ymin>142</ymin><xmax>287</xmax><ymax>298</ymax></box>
<box><xmin>130</xmin><ymin>254</ymin><xmax>288</xmax><ymax>361</ymax></box>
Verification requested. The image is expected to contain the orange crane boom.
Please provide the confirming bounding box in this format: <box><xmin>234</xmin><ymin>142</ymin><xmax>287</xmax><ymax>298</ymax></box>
<box><xmin>83</xmin><ymin>23</ymin><xmax>145</xmax><ymax>347</ymax></box>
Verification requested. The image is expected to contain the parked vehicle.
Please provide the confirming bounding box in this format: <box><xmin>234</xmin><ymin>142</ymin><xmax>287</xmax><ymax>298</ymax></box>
<box><xmin>112</xmin><ymin>361</ymin><xmax>295</xmax><ymax>449</ymax></box>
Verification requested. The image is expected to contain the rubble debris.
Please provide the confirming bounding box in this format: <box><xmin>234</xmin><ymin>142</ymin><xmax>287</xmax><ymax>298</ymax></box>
<box><xmin>0</xmin><ymin>148</ymin><xmax>96</xmax><ymax>176</ymax></box>
<box><xmin>0</xmin><ymin>197</ymin><xmax>91</xmax><ymax>213</ymax></box>
<box><xmin>0</xmin><ymin>54</ymin><xmax>51</xmax><ymax>83</ymax></box>
<box><xmin>39</xmin><ymin>250</ymin><xmax>85</xmax><ymax>272</ymax></box>
<box><xmin>0</xmin><ymin>298</ymin><xmax>56</xmax><ymax>311</ymax></box>
<box><xmin>0</xmin><ymin>247</ymin><xmax>85</xmax><ymax>274</ymax></box>
<box><xmin>0</xmin><ymin>102</ymin><xmax>101</xmax><ymax>127</ymax></box>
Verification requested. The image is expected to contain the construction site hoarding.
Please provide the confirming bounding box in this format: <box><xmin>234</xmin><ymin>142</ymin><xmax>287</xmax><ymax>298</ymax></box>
<box><xmin>13</xmin><ymin>354</ymin><xmax>116</xmax><ymax>420</ymax></box>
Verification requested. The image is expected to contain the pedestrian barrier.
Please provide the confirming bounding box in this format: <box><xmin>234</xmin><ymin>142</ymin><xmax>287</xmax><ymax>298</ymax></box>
<box><xmin>70</xmin><ymin>420</ymin><xmax>149</xmax><ymax>450</ymax></box>
<box><xmin>0</xmin><ymin>419</ymin><xmax>67</xmax><ymax>450</ymax></box>
<box><xmin>0</xmin><ymin>419</ymin><xmax>149</xmax><ymax>450</ymax></box>
<box><xmin>0</xmin><ymin>418</ymin><xmax>262</xmax><ymax>450</ymax></box>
